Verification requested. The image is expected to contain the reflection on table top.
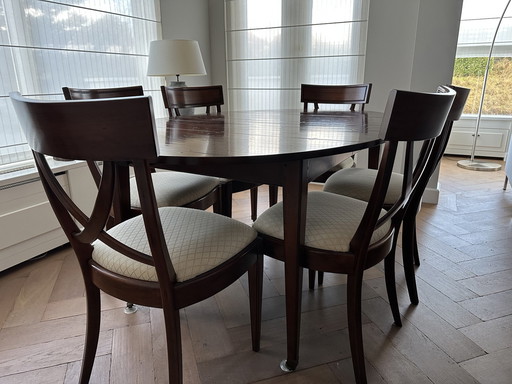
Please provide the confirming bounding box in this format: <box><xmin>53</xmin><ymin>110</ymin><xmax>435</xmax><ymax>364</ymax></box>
<box><xmin>156</xmin><ymin>109</ymin><xmax>383</xmax><ymax>161</ymax></box>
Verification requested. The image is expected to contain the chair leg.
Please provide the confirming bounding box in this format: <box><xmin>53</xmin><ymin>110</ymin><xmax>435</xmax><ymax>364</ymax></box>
<box><xmin>402</xmin><ymin>216</ymin><xmax>419</xmax><ymax>305</ymax></box>
<box><xmin>308</xmin><ymin>269</ymin><xmax>316</xmax><ymax>290</ymax></box>
<box><xmin>269</xmin><ymin>185</ymin><xmax>279</xmax><ymax>206</ymax></box>
<box><xmin>250</xmin><ymin>187</ymin><xmax>258</xmax><ymax>221</ymax></box>
<box><xmin>308</xmin><ymin>270</ymin><xmax>324</xmax><ymax>290</ymax></box>
<box><xmin>384</xmin><ymin>233</ymin><xmax>402</xmax><ymax>326</ymax></box>
<box><xmin>220</xmin><ymin>182</ymin><xmax>234</xmax><ymax>217</ymax></box>
<box><xmin>412</xmin><ymin>220</ymin><xmax>420</xmax><ymax>266</ymax></box>
<box><xmin>248</xmin><ymin>252</ymin><xmax>263</xmax><ymax>351</ymax></box>
<box><xmin>347</xmin><ymin>273</ymin><xmax>367</xmax><ymax>384</ymax></box>
<box><xmin>318</xmin><ymin>271</ymin><xmax>324</xmax><ymax>286</ymax></box>
<box><xmin>79</xmin><ymin>283</ymin><xmax>101</xmax><ymax>384</ymax></box>
<box><xmin>162</xmin><ymin>305</ymin><xmax>183</xmax><ymax>384</ymax></box>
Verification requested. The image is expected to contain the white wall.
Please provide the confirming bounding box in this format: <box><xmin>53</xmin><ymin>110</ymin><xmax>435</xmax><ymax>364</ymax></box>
<box><xmin>364</xmin><ymin>0</ymin><xmax>463</xmax><ymax>202</ymax></box>
<box><xmin>159</xmin><ymin>0</ymin><xmax>213</xmax><ymax>86</ymax></box>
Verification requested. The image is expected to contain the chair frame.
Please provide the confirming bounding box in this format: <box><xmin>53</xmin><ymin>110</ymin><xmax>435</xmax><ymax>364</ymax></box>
<box><xmin>160</xmin><ymin>84</ymin><xmax>279</xmax><ymax>220</ymax></box>
<box><xmin>255</xmin><ymin>87</ymin><xmax>455</xmax><ymax>383</ymax></box>
<box><xmin>301</xmin><ymin>83</ymin><xmax>372</xmax><ymax>112</ymax></box>
<box><xmin>10</xmin><ymin>92</ymin><xmax>263</xmax><ymax>383</ymax></box>
<box><xmin>400</xmin><ymin>85</ymin><xmax>470</xmax><ymax>304</ymax></box>
<box><xmin>160</xmin><ymin>85</ymin><xmax>224</xmax><ymax>117</ymax></box>
<box><xmin>62</xmin><ymin>85</ymin><xmax>222</xmax><ymax>220</ymax></box>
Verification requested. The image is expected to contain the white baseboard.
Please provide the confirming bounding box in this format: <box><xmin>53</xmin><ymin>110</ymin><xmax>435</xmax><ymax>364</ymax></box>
<box><xmin>422</xmin><ymin>186</ymin><xmax>440</xmax><ymax>204</ymax></box>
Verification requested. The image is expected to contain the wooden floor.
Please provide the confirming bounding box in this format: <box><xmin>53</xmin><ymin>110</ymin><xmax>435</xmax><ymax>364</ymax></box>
<box><xmin>0</xmin><ymin>156</ymin><xmax>511</xmax><ymax>384</ymax></box>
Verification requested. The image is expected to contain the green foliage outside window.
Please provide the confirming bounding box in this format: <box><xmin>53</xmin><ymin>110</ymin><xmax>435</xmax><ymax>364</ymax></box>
<box><xmin>452</xmin><ymin>57</ymin><xmax>512</xmax><ymax>116</ymax></box>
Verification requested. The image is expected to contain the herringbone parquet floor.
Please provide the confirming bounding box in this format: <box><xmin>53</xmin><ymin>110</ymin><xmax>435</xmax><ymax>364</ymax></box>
<box><xmin>0</xmin><ymin>156</ymin><xmax>511</xmax><ymax>383</ymax></box>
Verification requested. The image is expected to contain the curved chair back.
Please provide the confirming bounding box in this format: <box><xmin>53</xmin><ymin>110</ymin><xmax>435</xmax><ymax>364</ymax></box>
<box><xmin>161</xmin><ymin>85</ymin><xmax>224</xmax><ymax>117</ymax></box>
<box><xmin>62</xmin><ymin>85</ymin><xmax>144</xmax><ymax>100</ymax></box>
<box><xmin>301</xmin><ymin>83</ymin><xmax>372</xmax><ymax>112</ymax></box>
<box><xmin>9</xmin><ymin>91</ymin><xmax>262</xmax><ymax>383</ymax></box>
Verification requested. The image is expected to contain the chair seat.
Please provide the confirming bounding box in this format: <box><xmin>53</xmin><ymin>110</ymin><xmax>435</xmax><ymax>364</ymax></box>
<box><xmin>323</xmin><ymin>168</ymin><xmax>403</xmax><ymax>206</ymax></box>
<box><xmin>92</xmin><ymin>207</ymin><xmax>257</xmax><ymax>282</ymax></box>
<box><xmin>253</xmin><ymin>191</ymin><xmax>390</xmax><ymax>252</ymax></box>
<box><xmin>130</xmin><ymin>171</ymin><xmax>220</xmax><ymax>208</ymax></box>
<box><xmin>329</xmin><ymin>156</ymin><xmax>355</xmax><ymax>172</ymax></box>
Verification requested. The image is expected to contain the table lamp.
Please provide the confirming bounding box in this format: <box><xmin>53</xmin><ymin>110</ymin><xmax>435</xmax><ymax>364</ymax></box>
<box><xmin>147</xmin><ymin>39</ymin><xmax>207</xmax><ymax>87</ymax></box>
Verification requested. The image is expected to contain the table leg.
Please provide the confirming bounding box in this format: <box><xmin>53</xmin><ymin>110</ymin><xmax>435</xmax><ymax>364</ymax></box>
<box><xmin>280</xmin><ymin>161</ymin><xmax>308</xmax><ymax>371</ymax></box>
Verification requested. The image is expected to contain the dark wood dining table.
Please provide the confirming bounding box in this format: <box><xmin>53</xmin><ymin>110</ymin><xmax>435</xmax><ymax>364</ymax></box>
<box><xmin>152</xmin><ymin>109</ymin><xmax>384</xmax><ymax>371</ymax></box>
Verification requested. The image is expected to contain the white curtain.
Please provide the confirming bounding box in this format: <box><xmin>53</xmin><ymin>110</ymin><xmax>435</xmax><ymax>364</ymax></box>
<box><xmin>224</xmin><ymin>0</ymin><xmax>369</xmax><ymax>111</ymax></box>
<box><xmin>0</xmin><ymin>0</ymin><xmax>162</xmax><ymax>168</ymax></box>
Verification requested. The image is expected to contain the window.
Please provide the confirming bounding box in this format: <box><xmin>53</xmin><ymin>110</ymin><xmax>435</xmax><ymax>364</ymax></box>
<box><xmin>452</xmin><ymin>0</ymin><xmax>512</xmax><ymax>116</ymax></box>
<box><xmin>0</xmin><ymin>0</ymin><xmax>163</xmax><ymax>169</ymax></box>
<box><xmin>224</xmin><ymin>0</ymin><xmax>369</xmax><ymax>111</ymax></box>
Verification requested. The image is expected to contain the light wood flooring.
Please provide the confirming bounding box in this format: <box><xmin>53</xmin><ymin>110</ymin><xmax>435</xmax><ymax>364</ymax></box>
<box><xmin>0</xmin><ymin>156</ymin><xmax>511</xmax><ymax>383</ymax></box>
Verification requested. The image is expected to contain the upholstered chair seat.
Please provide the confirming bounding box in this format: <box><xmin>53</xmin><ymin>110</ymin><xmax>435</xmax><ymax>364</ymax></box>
<box><xmin>253</xmin><ymin>191</ymin><xmax>390</xmax><ymax>252</ymax></box>
<box><xmin>323</xmin><ymin>168</ymin><xmax>403</xmax><ymax>206</ymax></box>
<box><xmin>129</xmin><ymin>171</ymin><xmax>221</xmax><ymax>209</ymax></box>
<box><xmin>93</xmin><ymin>207</ymin><xmax>257</xmax><ymax>282</ymax></box>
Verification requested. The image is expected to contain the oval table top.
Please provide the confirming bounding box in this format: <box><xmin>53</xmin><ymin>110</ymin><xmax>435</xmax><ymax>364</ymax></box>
<box><xmin>156</xmin><ymin>109</ymin><xmax>383</xmax><ymax>163</ymax></box>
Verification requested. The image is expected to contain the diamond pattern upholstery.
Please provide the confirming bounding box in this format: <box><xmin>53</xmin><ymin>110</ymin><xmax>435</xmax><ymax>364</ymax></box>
<box><xmin>92</xmin><ymin>207</ymin><xmax>257</xmax><ymax>282</ymax></box>
<box><xmin>252</xmin><ymin>191</ymin><xmax>390</xmax><ymax>252</ymax></box>
<box><xmin>323</xmin><ymin>168</ymin><xmax>403</xmax><ymax>206</ymax></box>
<box><xmin>129</xmin><ymin>171</ymin><xmax>220</xmax><ymax>209</ymax></box>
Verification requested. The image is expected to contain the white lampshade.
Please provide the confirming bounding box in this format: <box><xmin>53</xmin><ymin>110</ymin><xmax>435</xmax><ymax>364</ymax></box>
<box><xmin>147</xmin><ymin>39</ymin><xmax>207</xmax><ymax>80</ymax></box>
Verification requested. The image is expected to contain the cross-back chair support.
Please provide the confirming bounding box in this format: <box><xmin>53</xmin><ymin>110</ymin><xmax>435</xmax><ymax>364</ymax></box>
<box><xmin>10</xmin><ymin>92</ymin><xmax>263</xmax><ymax>384</ymax></box>
<box><xmin>301</xmin><ymin>83</ymin><xmax>372</xmax><ymax>113</ymax></box>
<box><xmin>253</xmin><ymin>87</ymin><xmax>455</xmax><ymax>383</ymax></box>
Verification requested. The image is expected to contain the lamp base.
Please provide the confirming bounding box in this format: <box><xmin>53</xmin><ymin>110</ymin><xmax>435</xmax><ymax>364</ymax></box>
<box><xmin>168</xmin><ymin>81</ymin><xmax>186</xmax><ymax>87</ymax></box>
<box><xmin>457</xmin><ymin>159</ymin><xmax>502</xmax><ymax>172</ymax></box>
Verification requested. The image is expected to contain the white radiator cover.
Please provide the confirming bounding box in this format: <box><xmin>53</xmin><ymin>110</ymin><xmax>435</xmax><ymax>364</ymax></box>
<box><xmin>0</xmin><ymin>161</ymin><xmax>96</xmax><ymax>272</ymax></box>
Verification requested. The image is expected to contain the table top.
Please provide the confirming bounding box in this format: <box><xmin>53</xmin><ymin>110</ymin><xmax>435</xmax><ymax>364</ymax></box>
<box><xmin>156</xmin><ymin>109</ymin><xmax>383</xmax><ymax>162</ymax></box>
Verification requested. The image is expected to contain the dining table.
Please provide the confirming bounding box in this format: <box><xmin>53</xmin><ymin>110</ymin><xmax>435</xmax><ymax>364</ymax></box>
<box><xmin>149</xmin><ymin>108</ymin><xmax>384</xmax><ymax>371</ymax></box>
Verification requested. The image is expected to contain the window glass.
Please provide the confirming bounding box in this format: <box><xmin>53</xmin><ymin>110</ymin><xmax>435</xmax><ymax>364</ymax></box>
<box><xmin>0</xmin><ymin>0</ymin><xmax>162</xmax><ymax>168</ymax></box>
<box><xmin>225</xmin><ymin>0</ymin><xmax>369</xmax><ymax>111</ymax></box>
<box><xmin>453</xmin><ymin>0</ymin><xmax>512</xmax><ymax>115</ymax></box>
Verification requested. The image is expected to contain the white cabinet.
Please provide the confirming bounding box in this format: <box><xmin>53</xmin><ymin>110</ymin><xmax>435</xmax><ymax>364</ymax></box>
<box><xmin>0</xmin><ymin>160</ymin><xmax>96</xmax><ymax>272</ymax></box>
<box><xmin>446</xmin><ymin>116</ymin><xmax>512</xmax><ymax>158</ymax></box>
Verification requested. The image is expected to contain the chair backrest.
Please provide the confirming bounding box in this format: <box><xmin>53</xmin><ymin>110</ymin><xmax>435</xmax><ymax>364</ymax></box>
<box><xmin>62</xmin><ymin>85</ymin><xmax>144</xmax><ymax>100</ymax></box>
<box><xmin>161</xmin><ymin>85</ymin><xmax>224</xmax><ymax>117</ymax></box>
<box><xmin>62</xmin><ymin>85</ymin><xmax>146</xmax><ymax>190</ymax></box>
<box><xmin>8</xmin><ymin>92</ymin><xmax>175</xmax><ymax>280</ymax></box>
<box><xmin>351</xmin><ymin>87</ymin><xmax>455</xmax><ymax>260</ymax></box>
<box><xmin>301</xmin><ymin>83</ymin><xmax>372</xmax><ymax>112</ymax></box>
<box><xmin>405</xmin><ymin>85</ymin><xmax>470</xmax><ymax>213</ymax></box>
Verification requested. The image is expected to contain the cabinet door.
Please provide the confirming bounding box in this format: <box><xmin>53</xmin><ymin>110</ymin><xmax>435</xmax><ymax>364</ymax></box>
<box><xmin>446</xmin><ymin>127</ymin><xmax>510</xmax><ymax>158</ymax></box>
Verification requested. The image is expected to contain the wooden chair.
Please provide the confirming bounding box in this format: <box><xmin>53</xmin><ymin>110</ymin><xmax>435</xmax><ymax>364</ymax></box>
<box><xmin>63</xmin><ymin>86</ymin><xmax>223</xmax><ymax>219</ymax></box>
<box><xmin>301</xmin><ymin>83</ymin><xmax>373</xmax><ymax>182</ymax></box>
<box><xmin>160</xmin><ymin>84</ymin><xmax>224</xmax><ymax>116</ymax></box>
<box><xmin>301</xmin><ymin>83</ymin><xmax>372</xmax><ymax>113</ymax></box>
<box><xmin>323</xmin><ymin>85</ymin><xmax>470</xmax><ymax>303</ymax></box>
<box><xmin>9</xmin><ymin>92</ymin><xmax>263</xmax><ymax>384</ymax></box>
<box><xmin>160</xmin><ymin>84</ymin><xmax>279</xmax><ymax>220</ymax></box>
<box><xmin>253</xmin><ymin>87</ymin><xmax>455</xmax><ymax>383</ymax></box>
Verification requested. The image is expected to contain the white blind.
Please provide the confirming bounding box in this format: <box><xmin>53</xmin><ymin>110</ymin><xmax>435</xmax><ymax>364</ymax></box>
<box><xmin>224</xmin><ymin>0</ymin><xmax>369</xmax><ymax>111</ymax></box>
<box><xmin>0</xmin><ymin>0</ymin><xmax>162</xmax><ymax>167</ymax></box>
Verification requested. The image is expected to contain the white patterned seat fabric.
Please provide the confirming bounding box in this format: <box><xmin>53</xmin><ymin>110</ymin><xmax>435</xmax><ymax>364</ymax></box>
<box><xmin>93</xmin><ymin>207</ymin><xmax>257</xmax><ymax>282</ymax></box>
<box><xmin>253</xmin><ymin>191</ymin><xmax>390</xmax><ymax>252</ymax></box>
<box><xmin>323</xmin><ymin>167</ymin><xmax>403</xmax><ymax>206</ymax></box>
<box><xmin>129</xmin><ymin>171</ymin><xmax>221</xmax><ymax>209</ymax></box>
